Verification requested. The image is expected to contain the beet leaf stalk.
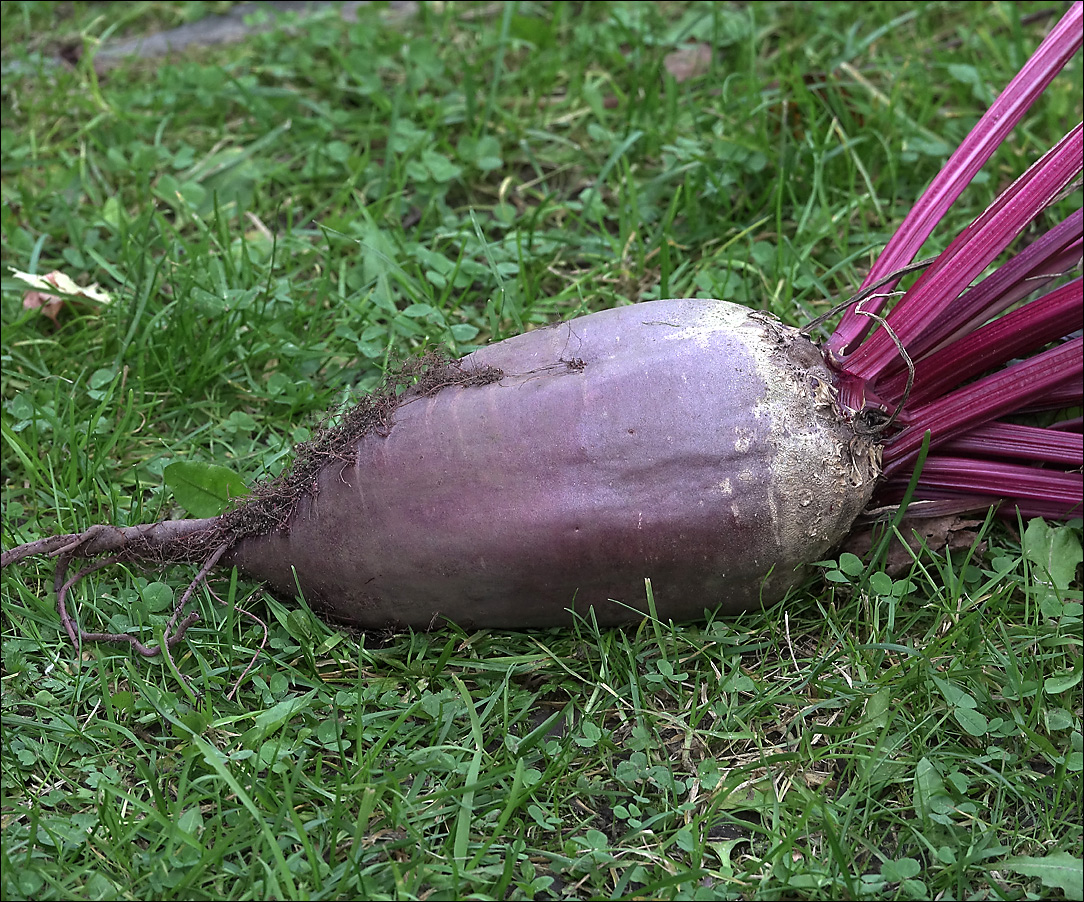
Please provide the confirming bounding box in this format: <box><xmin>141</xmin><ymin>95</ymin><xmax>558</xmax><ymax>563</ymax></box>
<box><xmin>1</xmin><ymin>5</ymin><xmax>1082</xmax><ymax>648</ymax></box>
<box><xmin>827</xmin><ymin>0</ymin><xmax>1083</xmax><ymax>356</ymax></box>
<box><xmin>825</xmin><ymin>105</ymin><xmax>1083</xmax><ymax>519</ymax></box>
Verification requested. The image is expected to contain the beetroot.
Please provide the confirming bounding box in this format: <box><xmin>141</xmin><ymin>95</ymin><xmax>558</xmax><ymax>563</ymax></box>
<box><xmin>226</xmin><ymin>300</ymin><xmax>879</xmax><ymax>628</ymax></box>
<box><xmin>1</xmin><ymin>300</ymin><xmax>880</xmax><ymax>632</ymax></box>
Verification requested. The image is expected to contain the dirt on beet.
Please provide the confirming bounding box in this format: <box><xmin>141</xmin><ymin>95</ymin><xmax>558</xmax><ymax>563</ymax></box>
<box><xmin>221</xmin><ymin>351</ymin><xmax>505</xmax><ymax>545</ymax></box>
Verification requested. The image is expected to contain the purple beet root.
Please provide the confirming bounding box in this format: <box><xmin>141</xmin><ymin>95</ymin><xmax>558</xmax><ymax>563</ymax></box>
<box><xmin>2</xmin><ymin>299</ymin><xmax>880</xmax><ymax>635</ymax></box>
<box><xmin>224</xmin><ymin>298</ymin><xmax>879</xmax><ymax>628</ymax></box>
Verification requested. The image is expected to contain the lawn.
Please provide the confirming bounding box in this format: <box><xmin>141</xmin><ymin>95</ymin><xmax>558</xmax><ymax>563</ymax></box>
<box><xmin>1</xmin><ymin>1</ymin><xmax>1081</xmax><ymax>899</ymax></box>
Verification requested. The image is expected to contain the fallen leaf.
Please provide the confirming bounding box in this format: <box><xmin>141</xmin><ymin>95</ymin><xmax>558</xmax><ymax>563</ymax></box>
<box><xmin>22</xmin><ymin>289</ymin><xmax>66</xmax><ymax>324</ymax></box>
<box><xmin>664</xmin><ymin>43</ymin><xmax>712</xmax><ymax>83</ymax></box>
<box><xmin>842</xmin><ymin>514</ymin><xmax>986</xmax><ymax>577</ymax></box>
<box><xmin>13</xmin><ymin>269</ymin><xmax>111</xmax><ymax>324</ymax></box>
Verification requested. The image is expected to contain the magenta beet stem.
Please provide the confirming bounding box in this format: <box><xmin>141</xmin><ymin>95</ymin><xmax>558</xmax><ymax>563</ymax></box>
<box><xmin>882</xmin><ymin>336</ymin><xmax>1084</xmax><ymax>476</ymax></box>
<box><xmin>837</xmin><ymin>124</ymin><xmax>1083</xmax><ymax>385</ymax></box>
<box><xmin>828</xmin><ymin>1</ymin><xmax>1083</xmax><ymax>356</ymax></box>
<box><xmin>938</xmin><ymin>422</ymin><xmax>1083</xmax><ymax>467</ymax></box>
<box><xmin>880</xmin><ymin>278</ymin><xmax>1082</xmax><ymax>408</ymax></box>
<box><xmin>876</xmin><ymin>210</ymin><xmax>1083</xmax><ymax>388</ymax></box>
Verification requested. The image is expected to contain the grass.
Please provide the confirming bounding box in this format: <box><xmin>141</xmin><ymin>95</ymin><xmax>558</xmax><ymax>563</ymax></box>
<box><xmin>1</xmin><ymin>1</ymin><xmax>1081</xmax><ymax>899</ymax></box>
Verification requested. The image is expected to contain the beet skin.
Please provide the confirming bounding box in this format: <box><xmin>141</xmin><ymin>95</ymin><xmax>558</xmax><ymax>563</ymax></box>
<box><xmin>225</xmin><ymin>298</ymin><xmax>880</xmax><ymax>628</ymax></box>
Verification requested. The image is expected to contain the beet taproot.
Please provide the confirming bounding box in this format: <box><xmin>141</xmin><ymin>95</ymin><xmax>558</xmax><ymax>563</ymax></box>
<box><xmin>1</xmin><ymin>298</ymin><xmax>881</xmax><ymax>634</ymax></box>
<box><xmin>225</xmin><ymin>298</ymin><xmax>880</xmax><ymax>628</ymax></box>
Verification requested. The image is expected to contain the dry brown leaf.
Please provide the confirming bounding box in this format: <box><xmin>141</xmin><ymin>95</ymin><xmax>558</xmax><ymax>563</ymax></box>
<box><xmin>664</xmin><ymin>42</ymin><xmax>712</xmax><ymax>83</ymax></box>
<box><xmin>13</xmin><ymin>269</ymin><xmax>111</xmax><ymax>324</ymax></box>
<box><xmin>22</xmin><ymin>288</ymin><xmax>66</xmax><ymax>324</ymax></box>
<box><xmin>842</xmin><ymin>514</ymin><xmax>986</xmax><ymax>577</ymax></box>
